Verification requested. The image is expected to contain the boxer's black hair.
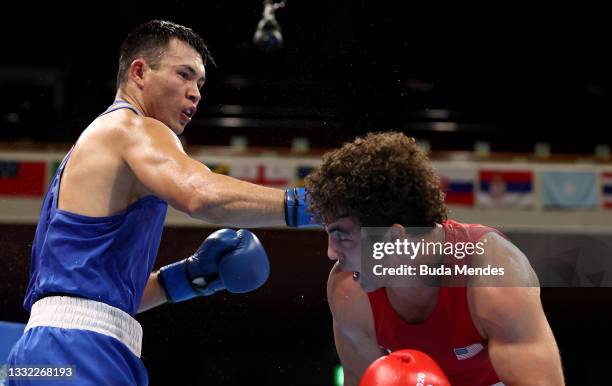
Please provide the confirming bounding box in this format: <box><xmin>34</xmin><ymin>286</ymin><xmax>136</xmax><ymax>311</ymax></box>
<box><xmin>116</xmin><ymin>20</ymin><xmax>214</xmax><ymax>89</ymax></box>
<box><xmin>305</xmin><ymin>132</ymin><xmax>447</xmax><ymax>228</ymax></box>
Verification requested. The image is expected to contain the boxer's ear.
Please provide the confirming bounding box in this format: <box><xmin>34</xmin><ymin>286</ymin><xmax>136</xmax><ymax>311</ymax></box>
<box><xmin>389</xmin><ymin>224</ymin><xmax>405</xmax><ymax>240</ymax></box>
<box><xmin>129</xmin><ymin>58</ymin><xmax>147</xmax><ymax>89</ymax></box>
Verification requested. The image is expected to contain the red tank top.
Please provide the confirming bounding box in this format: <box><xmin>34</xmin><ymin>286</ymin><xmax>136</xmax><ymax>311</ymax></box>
<box><xmin>367</xmin><ymin>220</ymin><xmax>503</xmax><ymax>386</ymax></box>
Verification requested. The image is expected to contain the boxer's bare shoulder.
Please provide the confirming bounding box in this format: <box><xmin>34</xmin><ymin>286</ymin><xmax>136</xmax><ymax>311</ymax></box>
<box><xmin>58</xmin><ymin>108</ymin><xmax>188</xmax><ymax>217</ymax></box>
<box><xmin>469</xmin><ymin>231</ymin><xmax>539</xmax><ymax>287</ymax></box>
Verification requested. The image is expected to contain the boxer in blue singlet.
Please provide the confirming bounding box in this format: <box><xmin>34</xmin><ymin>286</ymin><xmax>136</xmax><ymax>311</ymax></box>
<box><xmin>6</xmin><ymin>20</ymin><xmax>316</xmax><ymax>385</ymax></box>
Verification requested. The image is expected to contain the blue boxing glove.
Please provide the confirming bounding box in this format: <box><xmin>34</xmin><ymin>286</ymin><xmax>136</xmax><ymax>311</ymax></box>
<box><xmin>158</xmin><ymin>229</ymin><xmax>270</xmax><ymax>303</ymax></box>
<box><xmin>284</xmin><ymin>187</ymin><xmax>319</xmax><ymax>228</ymax></box>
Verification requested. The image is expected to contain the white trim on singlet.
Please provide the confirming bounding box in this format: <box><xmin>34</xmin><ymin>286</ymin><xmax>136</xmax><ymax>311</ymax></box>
<box><xmin>25</xmin><ymin>296</ymin><xmax>143</xmax><ymax>357</ymax></box>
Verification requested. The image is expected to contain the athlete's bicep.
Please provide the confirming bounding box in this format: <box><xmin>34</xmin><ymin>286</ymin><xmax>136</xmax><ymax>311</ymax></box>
<box><xmin>121</xmin><ymin>119</ymin><xmax>212</xmax><ymax>213</ymax></box>
<box><xmin>472</xmin><ymin>287</ymin><xmax>564</xmax><ymax>386</ymax></box>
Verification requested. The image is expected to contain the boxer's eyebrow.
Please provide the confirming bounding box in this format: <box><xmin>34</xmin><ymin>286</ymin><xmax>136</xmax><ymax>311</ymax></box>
<box><xmin>178</xmin><ymin>65</ymin><xmax>196</xmax><ymax>76</ymax></box>
<box><xmin>327</xmin><ymin>225</ymin><xmax>349</xmax><ymax>235</ymax></box>
<box><xmin>178</xmin><ymin>64</ymin><xmax>206</xmax><ymax>87</ymax></box>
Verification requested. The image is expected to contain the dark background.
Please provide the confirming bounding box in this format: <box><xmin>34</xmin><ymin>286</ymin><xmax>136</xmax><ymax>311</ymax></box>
<box><xmin>1</xmin><ymin>1</ymin><xmax>612</xmax><ymax>385</ymax></box>
<box><xmin>1</xmin><ymin>1</ymin><xmax>611</xmax><ymax>153</ymax></box>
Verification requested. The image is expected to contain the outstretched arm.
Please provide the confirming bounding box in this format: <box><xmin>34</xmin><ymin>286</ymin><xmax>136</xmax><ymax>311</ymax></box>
<box><xmin>121</xmin><ymin>117</ymin><xmax>289</xmax><ymax>228</ymax></box>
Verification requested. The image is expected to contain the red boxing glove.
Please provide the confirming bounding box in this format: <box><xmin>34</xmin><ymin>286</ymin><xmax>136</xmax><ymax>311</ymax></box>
<box><xmin>359</xmin><ymin>349</ymin><xmax>451</xmax><ymax>386</ymax></box>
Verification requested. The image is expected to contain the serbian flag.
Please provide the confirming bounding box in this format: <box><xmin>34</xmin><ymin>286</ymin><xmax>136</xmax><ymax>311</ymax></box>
<box><xmin>0</xmin><ymin>161</ymin><xmax>46</xmax><ymax>197</ymax></box>
<box><xmin>602</xmin><ymin>172</ymin><xmax>612</xmax><ymax>209</ymax></box>
<box><xmin>436</xmin><ymin>167</ymin><xmax>475</xmax><ymax>206</ymax></box>
<box><xmin>230</xmin><ymin>160</ymin><xmax>291</xmax><ymax>188</ymax></box>
<box><xmin>478</xmin><ymin>170</ymin><xmax>533</xmax><ymax>208</ymax></box>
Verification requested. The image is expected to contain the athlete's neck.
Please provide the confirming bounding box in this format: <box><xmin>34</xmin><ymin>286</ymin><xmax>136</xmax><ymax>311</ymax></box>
<box><xmin>385</xmin><ymin>285</ymin><xmax>440</xmax><ymax>324</ymax></box>
<box><xmin>114</xmin><ymin>90</ymin><xmax>146</xmax><ymax>117</ymax></box>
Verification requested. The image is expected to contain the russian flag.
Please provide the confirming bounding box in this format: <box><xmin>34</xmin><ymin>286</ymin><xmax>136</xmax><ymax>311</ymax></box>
<box><xmin>602</xmin><ymin>172</ymin><xmax>612</xmax><ymax>209</ymax></box>
<box><xmin>436</xmin><ymin>167</ymin><xmax>475</xmax><ymax>206</ymax></box>
<box><xmin>0</xmin><ymin>161</ymin><xmax>46</xmax><ymax>197</ymax></box>
<box><xmin>478</xmin><ymin>170</ymin><xmax>533</xmax><ymax>208</ymax></box>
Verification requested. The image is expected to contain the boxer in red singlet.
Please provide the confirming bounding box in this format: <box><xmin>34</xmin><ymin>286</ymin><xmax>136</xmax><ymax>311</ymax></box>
<box><xmin>305</xmin><ymin>132</ymin><xmax>564</xmax><ymax>386</ymax></box>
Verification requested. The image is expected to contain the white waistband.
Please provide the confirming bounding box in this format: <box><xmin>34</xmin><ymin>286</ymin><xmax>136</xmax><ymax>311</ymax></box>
<box><xmin>26</xmin><ymin>296</ymin><xmax>143</xmax><ymax>358</ymax></box>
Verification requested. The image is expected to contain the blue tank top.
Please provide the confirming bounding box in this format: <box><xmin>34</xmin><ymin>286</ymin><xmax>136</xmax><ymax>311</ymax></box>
<box><xmin>23</xmin><ymin>101</ymin><xmax>168</xmax><ymax>315</ymax></box>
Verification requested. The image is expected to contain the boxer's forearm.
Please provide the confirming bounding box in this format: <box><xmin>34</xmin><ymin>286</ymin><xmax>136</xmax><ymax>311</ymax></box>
<box><xmin>137</xmin><ymin>272</ymin><xmax>168</xmax><ymax>313</ymax></box>
<box><xmin>188</xmin><ymin>173</ymin><xmax>286</xmax><ymax>227</ymax></box>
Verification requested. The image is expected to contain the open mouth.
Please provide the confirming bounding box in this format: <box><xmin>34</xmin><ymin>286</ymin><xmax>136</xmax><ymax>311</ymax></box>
<box><xmin>181</xmin><ymin>108</ymin><xmax>195</xmax><ymax>122</ymax></box>
<box><xmin>352</xmin><ymin>271</ymin><xmax>360</xmax><ymax>281</ymax></box>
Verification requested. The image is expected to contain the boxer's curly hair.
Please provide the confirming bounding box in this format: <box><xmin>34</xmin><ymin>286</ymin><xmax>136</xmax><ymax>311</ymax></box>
<box><xmin>305</xmin><ymin>132</ymin><xmax>447</xmax><ymax>227</ymax></box>
<box><xmin>116</xmin><ymin>20</ymin><xmax>215</xmax><ymax>89</ymax></box>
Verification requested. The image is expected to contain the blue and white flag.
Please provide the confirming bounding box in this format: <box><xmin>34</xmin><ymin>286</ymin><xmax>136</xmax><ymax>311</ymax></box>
<box><xmin>542</xmin><ymin>171</ymin><xmax>597</xmax><ymax>209</ymax></box>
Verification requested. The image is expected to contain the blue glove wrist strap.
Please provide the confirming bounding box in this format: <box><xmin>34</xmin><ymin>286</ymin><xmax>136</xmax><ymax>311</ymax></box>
<box><xmin>285</xmin><ymin>188</ymin><xmax>318</xmax><ymax>228</ymax></box>
<box><xmin>158</xmin><ymin>260</ymin><xmax>197</xmax><ymax>303</ymax></box>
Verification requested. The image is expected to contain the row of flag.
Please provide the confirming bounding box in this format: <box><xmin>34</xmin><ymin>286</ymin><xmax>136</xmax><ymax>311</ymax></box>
<box><xmin>438</xmin><ymin>168</ymin><xmax>612</xmax><ymax>209</ymax></box>
<box><xmin>2</xmin><ymin>158</ymin><xmax>612</xmax><ymax>210</ymax></box>
<box><xmin>0</xmin><ymin>159</ymin><xmax>311</xmax><ymax>197</ymax></box>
